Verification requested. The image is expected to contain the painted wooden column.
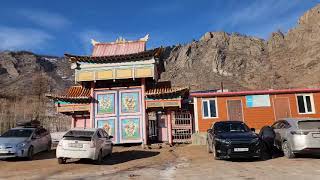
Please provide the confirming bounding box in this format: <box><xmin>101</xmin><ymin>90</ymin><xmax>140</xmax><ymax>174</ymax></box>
<box><xmin>167</xmin><ymin>110</ymin><xmax>173</xmax><ymax>145</ymax></box>
<box><xmin>193</xmin><ymin>97</ymin><xmax>199</xmax><ymax>132</ymax></box>
<box><xmin>71</xmin><ymin>115</ymin><xmax>75</xmax><ymax>128</ymax></box>
<box><xmin>141</xmin><ymin>78</ymin><xmax>147</xmax><ymax>145</ymax></box>
<box><xmin>89</xmin><ymin>81</ymin><xmax>95</xmax><ymax>128</ymax></box>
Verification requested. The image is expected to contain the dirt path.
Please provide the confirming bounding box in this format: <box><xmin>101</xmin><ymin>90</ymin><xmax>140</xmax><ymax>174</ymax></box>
<box><xmin>0</xmin><ymin>146</ymin><xmax>177</xmax><ymax>180</ymax></box>
<box><xmin>1</xmin><ymin>145</ymin><xmax>320</xmax><ymax>180</ymax></box>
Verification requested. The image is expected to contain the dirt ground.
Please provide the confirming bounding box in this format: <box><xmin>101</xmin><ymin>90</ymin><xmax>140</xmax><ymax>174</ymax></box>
<box><xmin>1</xmin><ymin>145</ymin><xmax>320</xmax><ymax>180</ymax></box>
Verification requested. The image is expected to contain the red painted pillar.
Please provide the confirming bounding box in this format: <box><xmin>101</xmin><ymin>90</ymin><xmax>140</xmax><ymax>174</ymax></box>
<box><xmin>71</xmin><ymin>115</ymin><xmax>75</xmax><ymax>128</ymax></box>
<box><xmin>167</xmin><ymin>110</ymin><xmax>173</xmax><ymax>145</ymax></box>
<box><xmin>89</xmin><ymin>82</ymin><xmax>95</xmax><ymax>128</ymax></box>
<box><xmin>141</xmin><ymin>78</ymin><xmax>147</xmax><ymax>145</ymax></box>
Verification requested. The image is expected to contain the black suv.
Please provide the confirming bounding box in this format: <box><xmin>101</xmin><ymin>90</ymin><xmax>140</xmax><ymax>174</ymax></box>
<box><xmin>207</xmin><ymin>121</ymin><xmax>263</xmax><ymax>160</ymax></box>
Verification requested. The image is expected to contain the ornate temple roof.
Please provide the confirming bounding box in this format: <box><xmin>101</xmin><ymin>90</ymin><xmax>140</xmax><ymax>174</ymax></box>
<box><xmin>146</xmin><ymin>87</ymin><xmax>189</xmax><ymax>98</ymax></box>
<box><xmin>46</xmin><ymin>86</ymin><xmax>91</xmax><ymax>103</ymax></box>
<box><xmin>91</xmin><ymin>35</ymin><xmax>149</xmax><ymax>57</ymax></box>
<box><xmin>92</xmin><ymin>41</ymin><xmax>146</xmax><ymax>57</ymax></box>
<box><xmin>65</xmin><ymin>48</ymin><xmax>162</xmax><ymax>63</ymax></box>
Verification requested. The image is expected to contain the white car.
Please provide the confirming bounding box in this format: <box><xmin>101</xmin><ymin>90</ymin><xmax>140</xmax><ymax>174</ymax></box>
<box><xmin>56</xmin><ymin>128</ymin><xmax>113</xmax><ymax>164</ymax></box>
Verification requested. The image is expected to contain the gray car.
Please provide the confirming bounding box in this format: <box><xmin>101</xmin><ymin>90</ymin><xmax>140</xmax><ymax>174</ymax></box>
<box><xmin>0</xmin><ymin>127</ymin><xmax>52</xmax><ymax>160</ymax></box>
<box><xmin>271</xmin><ymin>118</ymin><xmax>320</xmax><ymax>158</ymax></box>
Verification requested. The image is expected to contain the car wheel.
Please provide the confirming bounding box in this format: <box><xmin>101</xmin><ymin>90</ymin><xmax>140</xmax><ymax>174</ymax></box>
<box><xmin>260</xmin><ymin>142</ymin><xmax>272</xmax><ymax>160</ymax></box>
<box><xmin>207</xmin><ymin>140</ymin><xmax>213</xmax><ymax>153</ymax></box>
<box><xmin>107</xmin><ymin>148</ymin><xmax>112</xmax><ymax>157</ymax></box>
<box><xmin>27</xmin><ymin>146</ymin><xmax>34</xmax><ymax>160</ymax></box>
<box><xmin>58</xmin><ymin>158</ymin><xmax>66</xmax><ymax>164</ymax></box>
<box><xmin>212</xmin><ymin>146</ymin><xmax>220</xmax><ymax>160</ymax></box>
<box><xmin>95</xmin><ymin>150</ymin><xmax>103</xmax><ymax>165</ymax></box>
<box><xmin>47</xmin><ymin>142</ymin><xmax>52</xmax><ymax>152</ymax></box>
<box><xmin>282</xmin><ymin>141</ymin><xmax>295</xmax><ymax>159</ymax></box>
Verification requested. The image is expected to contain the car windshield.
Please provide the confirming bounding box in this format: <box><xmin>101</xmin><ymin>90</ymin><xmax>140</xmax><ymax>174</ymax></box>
<box><xmin>298</xmin><ymin>120</ymin><xmax>320</xmax><ymax>130</ymax></box>
<box><xmin>1</xmin><ymin>129</ymin><xmax>34</xmax><ymax>138</ymax></box>
<box><xmin>214</xmin><ymin>122</ymin><xmax>250</xmax><ymax>133</ymax></box>
<box><xmin>63</xmin><ymin>130</ymin><xmax>94</xmax><ymax>138</ymax></box>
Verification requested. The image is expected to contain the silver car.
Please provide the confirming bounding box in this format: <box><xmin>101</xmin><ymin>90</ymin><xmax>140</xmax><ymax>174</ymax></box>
<box><xmin>271</xmin><ymin>118</ymin><xmax>320</xmax><ymax>158</ymax></box>
<box><xmin>0</xmin><ymin>127</ymin><xmax>52</xmax><ymax>160</ymax></box>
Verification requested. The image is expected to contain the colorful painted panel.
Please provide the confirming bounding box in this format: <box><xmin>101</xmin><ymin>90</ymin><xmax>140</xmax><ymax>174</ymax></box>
<box><xmin>246</xmin><ymin>95</ymin><xmax>271</xmax><ymax>107</ymax></box>
<box><xmin>97</xmin><ymin>119</ymin><xmax>116</xmax><ymax>137</ymax></box>
<box><xmin>121</xmin><ymin>92</ymin><xmax>140</xmax><ymax>114</ymax></box>
<box><xmin>121</xmin><ymin>118</ymin><xmax>141</xmax><ymax>140</ymax></box>
<box><xmin>97</xmin><ymin>93</ymin><xmax>115</xmax><ymax>115</ymax></box>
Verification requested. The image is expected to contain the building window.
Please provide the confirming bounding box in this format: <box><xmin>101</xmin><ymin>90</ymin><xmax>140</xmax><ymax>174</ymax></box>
<box><xmin>202</xmin><ymin>99</ymin><xmax>217</xmax><ymax>118</ymax></box>
<box><xmin>296</xmin><ymin>94</ymin><xmax>315</xmax><ymax>114</ymax></box>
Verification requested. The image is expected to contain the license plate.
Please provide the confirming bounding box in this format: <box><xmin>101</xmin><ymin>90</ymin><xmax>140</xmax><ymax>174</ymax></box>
<box><xmin>312</xmin><ymin>133</ymin><xmax>320</xmax><ymax>138</ymax></box>
<box><xmin>68</xmin><ymin>143</ymin><xmax>83</xmax><ymax>148</ymax></box>
<box><xmin>234</xmin><ymin>148</ymin><xmax>249</xmax><ymax>152</ymax></box>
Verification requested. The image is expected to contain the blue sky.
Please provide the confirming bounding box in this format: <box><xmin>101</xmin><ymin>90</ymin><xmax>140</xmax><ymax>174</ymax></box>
<box><xmin>0</xmin><ymin>0</ymin><xmax>319</xmax><ymax>56</ymax></box>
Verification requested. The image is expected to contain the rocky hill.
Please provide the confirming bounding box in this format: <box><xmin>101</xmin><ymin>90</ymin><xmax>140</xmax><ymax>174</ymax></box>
<box><xmin>0</xmin><ymin>51</ymin><xmax>73</xmax><ymax>132</ymax></box>
<box><xmin>1</xmin><ymin>5</ymin><xmax>320</xmax><ymax>95</ymax></box>
<box><xmin>0</xmin><ymin>5</ymin><xmax>320</xmax><ymax>129</ymax></box>
<box><xmin>160</xmin><ymin>4</ymin><xmax>320</xmax><ymax>91</ymax></box>
<box><xmin>0</xmin><ymin>51</ymin><xmax>73</xmax><ymax>97</ymax></box>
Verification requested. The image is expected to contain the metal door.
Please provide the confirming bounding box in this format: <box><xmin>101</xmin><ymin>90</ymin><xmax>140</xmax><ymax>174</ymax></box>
<box><xmin>172</xmin><ymin>111</ymin><xmax>193</xmax><ymax>143</ymax></box>
<box><xmin>147</xmin><ymin>112</ymin><xmax>157</xmax><ymax>142</ymax></box>
<box><xmin>273</xmin><ymin>98</ymin><xmax>291</xmax><ymax>120</ymax></box>
<box><xmin>157</xmin><ymin>113</ymin><xmax>168</xmax><ymax>142</ymax></box>
<box><xmin>227</xmin><ymin>100</ymin><xmax>244</xmax><ymax>121</ymax></box>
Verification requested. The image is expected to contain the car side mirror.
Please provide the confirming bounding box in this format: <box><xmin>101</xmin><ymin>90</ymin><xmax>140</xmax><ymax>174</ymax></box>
<box><xmin>32</xmin><ymin>135</ymin><xmax>40</xmax><ymax>139</ymax></box>
<box><xmin>250</xmin><ymin>128</ymin><xmax>255</xmax><ymax>132</ymax></box>
<box><xmin>108</xmin><ymin>135</ymin><xmax>113</xmax><ymax>139</ymax></box>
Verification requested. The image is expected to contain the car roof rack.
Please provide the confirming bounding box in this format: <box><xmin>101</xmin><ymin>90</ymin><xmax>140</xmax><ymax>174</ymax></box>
<box><xmin>16</xmin><ymin>120</ymin><xmax>41</xmax><ymax>128</ymax></box>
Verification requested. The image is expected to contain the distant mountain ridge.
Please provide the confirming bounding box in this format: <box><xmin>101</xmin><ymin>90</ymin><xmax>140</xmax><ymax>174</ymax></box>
<box><xmin>0</xmin><ymin>4</ymin><xmax>320</xmax><ymax>98</ymax></box>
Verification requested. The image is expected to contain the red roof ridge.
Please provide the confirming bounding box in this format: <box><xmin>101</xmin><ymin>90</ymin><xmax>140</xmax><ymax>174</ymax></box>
<box><xmin>191</xmin><ymin>88</ymin><xmax>320</xmax><ymax>97</ymax></box>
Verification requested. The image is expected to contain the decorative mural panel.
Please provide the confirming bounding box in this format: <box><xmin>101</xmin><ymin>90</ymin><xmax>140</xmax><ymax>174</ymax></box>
<box><xmin>120</xmin><ymin>92</ymin><xmax>140</xmax><ymax>114</ymax></box>
<box><xmin>97</xmin><ymin>119</ymin><xmax>116</xmax><ymax>137</ymax></box>
<box><xmin>120</xmin><ymin>118</ymin><xmax>141</xmax><ymax>141</ymax></box>
<box><xmin>94</xmin><ymin>88</ymin><xmax>144</xmax><ymax>144</ymax></box>
<box><xmin>97</xmin><ymin>93</ymin><xmax>116</xmax><ymax>115</ymax></box>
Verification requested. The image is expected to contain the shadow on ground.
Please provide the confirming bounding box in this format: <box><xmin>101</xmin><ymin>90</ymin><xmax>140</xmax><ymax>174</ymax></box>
<box><xmin>73</xmin><ymin>150</ymin><xmax>160</xmax><ymax>165</ymax></box>
<box><xmin>1</xmin><ymin>149</ymin><xmax>56</xmax><ymax>162</ymax></box>
<box><xmin>294</xmin><ymin>154</ymin><xmax>320</xmax><ymax>159</ymax></box>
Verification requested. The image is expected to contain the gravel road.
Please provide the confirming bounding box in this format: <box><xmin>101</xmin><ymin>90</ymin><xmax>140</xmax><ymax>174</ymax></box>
<box><xmin>1</xmin><ymin>145</ymin><xmax>320</xmax><ymax>180</ymax></box>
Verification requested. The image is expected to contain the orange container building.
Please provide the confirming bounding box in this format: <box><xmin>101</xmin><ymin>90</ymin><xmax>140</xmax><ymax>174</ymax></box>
<box><xmin>191</xmin><ymin>88</ymin><xmax>320</xmax><ymax>132</ymax></box>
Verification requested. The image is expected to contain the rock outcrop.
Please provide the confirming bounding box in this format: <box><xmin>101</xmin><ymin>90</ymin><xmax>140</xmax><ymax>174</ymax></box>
<box><xmin>0</xmin><ymin>51</ymin><xmax>73</xmax><ymax>97</ymax></box>
<box><xmin>0</xmin><ymin>5</ymin><xmax>320</xmax><ymax>95</ymax></box>
<box><xmin>160</xmin><ymin>4</ymin><xmax>320</xmax><ymax>91</ymax></box>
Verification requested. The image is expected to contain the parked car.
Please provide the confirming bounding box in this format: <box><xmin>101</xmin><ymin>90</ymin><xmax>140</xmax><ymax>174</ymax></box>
<box><xmin>0</xmin><ymin>125</ymin><xmax>52</xmax><ymax>160</ymax></box>
<box><xmin>258</xmin><ymin>125</ymin><xmax>277</xmax><ymax>156</ymax></box>
<box><xmin>207</xmin><ymin>121</ymin><xmax>265</xmax><ymax>160</ymax></box>
<box><xmin>267</xmin><ymin>118</ymin><xmax>320</xmax><ymax>158</ymax></box>
<box><xmin>56</xmin><ymin>128</ymin><xmax>113</xmax><ymax>164</ymax></box>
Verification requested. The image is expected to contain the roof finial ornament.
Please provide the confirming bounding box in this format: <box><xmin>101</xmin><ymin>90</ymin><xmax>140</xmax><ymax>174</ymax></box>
<box><xmin>139</xmin><ymin>34</ymin><xmax>149</xmax><ymax>42</ymax></box>
<box><xmin>116</xmin><ymin>36</ymin><xmax>126</xmax><ymax>43</ymax></box>
<box><xmin>91</xmin><ymin>39</ymin><xmax>100</xmax><ymax>46</ymax></box>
